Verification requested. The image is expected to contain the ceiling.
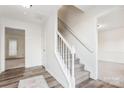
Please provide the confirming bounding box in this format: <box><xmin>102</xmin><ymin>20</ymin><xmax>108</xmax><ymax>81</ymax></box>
<box><xmin>98</xmin><ymin>7</ymin><xmax>124</xmax><ymax>31</ymax></box>
<box><xmin>76</xmin><ymin>5</ymin><xmax>123</xmax><ymax>17</ymax></box>
<box><xmin>0</xmin><ymin>5</ymin><xmax>124</xmax><ymax>31</ymax></box>
<box><xmin>0</xmin><ymin>5</ymin><xmax>59</xmax><ymax>25</ymax></box>
<box><xmin>76</xmin><ymin>5</ymin><xmax>124</xmax><ymax>31</ymax></box>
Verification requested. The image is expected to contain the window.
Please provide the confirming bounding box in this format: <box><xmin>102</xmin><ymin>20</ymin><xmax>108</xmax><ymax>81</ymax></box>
<box><xmin>9</xmin><ymin>39</ymin><xmax>17</xmax><ymax>56</ymax></box>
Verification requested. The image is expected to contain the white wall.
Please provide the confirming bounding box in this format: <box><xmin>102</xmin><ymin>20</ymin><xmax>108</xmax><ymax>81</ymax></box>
<box><xmin>0</xmin><ymin>17</ymin><xmax>43</xmax><ymax>72</ymax></box>
<box><xmin>0</xmin><ymin>25</ymin><xmax>5</xmax><ymax>72</ymax></box>
<box><xmin>58</xmin><ymin>6</ymin><xmax>97</xmax><ymax>79</ymax></box>
<box><xmin>43</xmin><ymin>10</ymin><xmax>69</xmax><ymax>87</ymax></box>
<box><xmin>98</xmin><ymin>27</ymin><xmax>124</xmax><ymax>63</ymax></box>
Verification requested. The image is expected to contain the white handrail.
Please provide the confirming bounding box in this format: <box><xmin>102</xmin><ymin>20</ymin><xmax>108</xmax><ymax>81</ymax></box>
<box><xmin>55</xmin><ymin>31</ymin><xmax>75</xmax><ymax>88</ymax></box>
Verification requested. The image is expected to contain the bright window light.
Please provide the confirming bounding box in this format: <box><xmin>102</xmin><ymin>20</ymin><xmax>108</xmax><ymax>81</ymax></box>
<box><xmin>9</xmin><ymin>39</ymin><xmax>17</xmax><ymax>56</ymax></box>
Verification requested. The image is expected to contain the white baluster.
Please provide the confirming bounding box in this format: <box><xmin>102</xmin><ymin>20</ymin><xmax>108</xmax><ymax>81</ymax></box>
<box><xmin>68</xmin><ymin>50</ymin><xmax>71</xmax><ymax>77</ymax></box>
<box><xmin>71</xmin><ymin>47</ymin><xmax>75</xmax><ymax>87</ymax></box>
<box><xmin>58</xmin><ymin>35</ymin><xmax>60</xmax><ymax>53</ymax></box>
<box><xmin>61</xmin><ymin>39</ymin><xmax>63</xmax><ymax>59</ymax></box>
<box><xmin>62</xmin><ymin>42</ymin><xmax>64</xmax><ymax>63</ymax></box>
<box><xmin>56</xmin><ymin>31</ymin><xmax>76</xmax><ymax>88</ymax></box>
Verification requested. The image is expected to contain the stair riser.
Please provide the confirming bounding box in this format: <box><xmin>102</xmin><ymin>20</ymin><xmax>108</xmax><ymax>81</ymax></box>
<box><xmin>75</xmin><ymin>65</ymin><xmax>84</xmax><ymax>70</ymax></box>
<box><xmin>75</xmin><ymin>75</ymin><xmax>90</xmax><ymax>86</ymax></box>
<box><xmin>75</xmin><ymin>68</ymin><xmax>84</xmax><ymax>73</ymax></box>
<box><xmin>75</xmin><ymin>61</ymin><xmax>79</xmax><ymax>64</ymax></box>
<box><xmin>75</xmin><ymin>72</ymin><xmax>90</xmax><ymax>79</ymax></box>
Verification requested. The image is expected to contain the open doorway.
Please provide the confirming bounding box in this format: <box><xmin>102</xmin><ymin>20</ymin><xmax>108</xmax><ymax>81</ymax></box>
<box><xmin>5</xmin><ymin>27</ymin><xmax>25</xmax><ymax>70</ymax></box>
<box><xmin>97</xmin><ymin>8</ymin><xmax>124</xmax><ymax>87</ymax></box>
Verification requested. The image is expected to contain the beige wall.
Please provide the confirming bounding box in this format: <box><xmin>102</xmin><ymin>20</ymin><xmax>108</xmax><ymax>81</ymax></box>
<box><xmin>98</xmin><ymin>27</ymin><xmax>124</xmax><ymax>63</ymax></box>
<box><xmin>58</xmin><ymin>5</ymin><xmax>97</xmax><ymax>79</ymax></box>
<box><xmin>99</xmin><ymin>61</ymin><xmax>124</xmax><ymax>87</ymax></box>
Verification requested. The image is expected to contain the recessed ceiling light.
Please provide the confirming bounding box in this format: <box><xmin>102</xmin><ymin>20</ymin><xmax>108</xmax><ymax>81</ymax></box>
<box><xmin>97</xmin><ymin>24</ymin><xmax>103</xmax><ymax>29</ymax></box>
<box><xmin>22</xmin><ymin>5</ymin><xmax>32</xmax><ymax>8</ymax></box>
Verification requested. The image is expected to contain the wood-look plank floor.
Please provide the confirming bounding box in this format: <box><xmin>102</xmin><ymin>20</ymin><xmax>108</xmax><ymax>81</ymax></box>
<box><xmin>5</xmin><ymin>58</ymin><xmax>25</xmax><ymax>70</ymax></box>
<box><xmin>0</xmin><ymin>66</ymin><xmax>63</xmax><ymax>88</ymax></box>
<box><xmin>0</xmin><ymin>66</ymin><xmax>119</xmax><ymax>88</ymax></box>
<box><xmin>78</xmin><ymin>79</ymin><xmax>119</xmax><ymax>88</ymax></box>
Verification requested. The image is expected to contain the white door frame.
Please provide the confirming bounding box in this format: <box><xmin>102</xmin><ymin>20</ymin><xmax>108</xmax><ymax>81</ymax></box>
<box><xmin>0</xmin><ymin>26</ymin><xmax>26</xmax><ymax>72</ymax></box>
<box><xmin>0</xmin><ymin>25</ymin><xmax>5</xmax><ymax>72</ymax></box>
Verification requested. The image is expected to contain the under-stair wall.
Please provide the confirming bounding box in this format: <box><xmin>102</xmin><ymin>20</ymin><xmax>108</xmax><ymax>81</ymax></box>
<box><xmin>43</xmin><ymin>11</ymin><xmax>69</xmax><ymax>87</ymax></box>
<box><xmin>58</xmin><ymin>5</ymin><xmax>97</xmax><ymax>79</ymax></box>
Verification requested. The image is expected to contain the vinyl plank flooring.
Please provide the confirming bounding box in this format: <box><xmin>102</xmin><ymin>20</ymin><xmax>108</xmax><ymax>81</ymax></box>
<box><xmin>0</xmin><ymin>66</ymin><xmax>119</xmax><ymax>88</ymax></box>
<box><xmin>5</xmin><ymin>58</ymin><xmax>25</xmax><ymax>70</ymax></box>
<box><xmin>0</xmin><ymin>66</ymin><xmax>63</xmax><ymax>88</ymax></box>
<box><xmin>78</xmin><ymin>79</ymin><xmax>119</xmax><ymax>88</ymax></box>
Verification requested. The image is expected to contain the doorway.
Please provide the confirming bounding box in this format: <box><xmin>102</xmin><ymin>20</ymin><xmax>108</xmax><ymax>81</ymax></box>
<box><xmin>5</xmin><ymin>27</ymin><xmax>25</xmax><ymax>70</ymax></box>
<box><xmin>97</xmin><ymin>8</ymin><xmax>124</xmax><ymax>87</ymax></box>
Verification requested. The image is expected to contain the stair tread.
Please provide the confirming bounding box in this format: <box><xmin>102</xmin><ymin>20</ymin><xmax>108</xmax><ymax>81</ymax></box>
<box><xmin>75</xmin><ymin>76</ymin><xmax>90</xmax><ymax>87</ymax></box>
<box><xmin>75</xmin><ymin>70</ymin><xmax>90</xmax><ymax>79</ymax></box>
<box><xmin>75</xmin><ymin>58</ymin><xmax>80</xmax><ymax>61</ymax></box>
<box><xmin>74</xmin><ymin>64</ymin><xmax>84</xmax><ymax>70</ymax></box>
<box><xmin>75</xmin><ymin>70</ymin><xmax>90</xmax><ymax>85</ymax></box>
<box><xmin>75</xmin><ymin>75</ymin><xmax>90</xmax><ymax>85</ymax></box>
<box><xmin>75</xmin><ymin>64</ymin><xmax>84</xmax><ymax>72</ymax></box>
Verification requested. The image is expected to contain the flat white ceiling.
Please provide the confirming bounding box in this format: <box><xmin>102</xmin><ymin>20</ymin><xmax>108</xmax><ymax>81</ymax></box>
<box><xmin>0</xmin><ymin>5</ymin><xmax>59</xmax><ymax>25</ymax></box>
<box><xmin>76</xmin><ymin>5</ymin><xmax>123</xmax><ymax>17</ymax></box>
<box><xmin>0</xmin><ymin>5</ymin><xmax>124</xmax><ymax>30</ymax></box>
<box><xmin>98</xmin><ymin>7</ymin><xmax>124</xmax><ymax>31</ymax></box>
<box><xmin>76</xmin><ymin>5</ymin><xmax>124</xmax><ymax>31</ymax></box>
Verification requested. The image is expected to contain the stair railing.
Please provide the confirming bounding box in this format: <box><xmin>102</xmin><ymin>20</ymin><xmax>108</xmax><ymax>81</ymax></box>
<box><xmin>55</xmin><ymin>31</ymin><xmax>75</xmax><ymax>88</ymax></box>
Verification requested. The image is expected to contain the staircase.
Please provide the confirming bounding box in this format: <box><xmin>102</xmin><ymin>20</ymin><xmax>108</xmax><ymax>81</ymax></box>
<box><xmin>74</xmin><ymin>58</ymin><xmax>90</xmax><ymax>87</ymax></box>
<box><xmin>55</xmin><ymin>12</ymin><xmax>93</xmax><ymax>87</ymax></box>
<box><xmin>55</xmin><ymin>31</ymin><xmax>90</xmax><ymax>88</ymax></box>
